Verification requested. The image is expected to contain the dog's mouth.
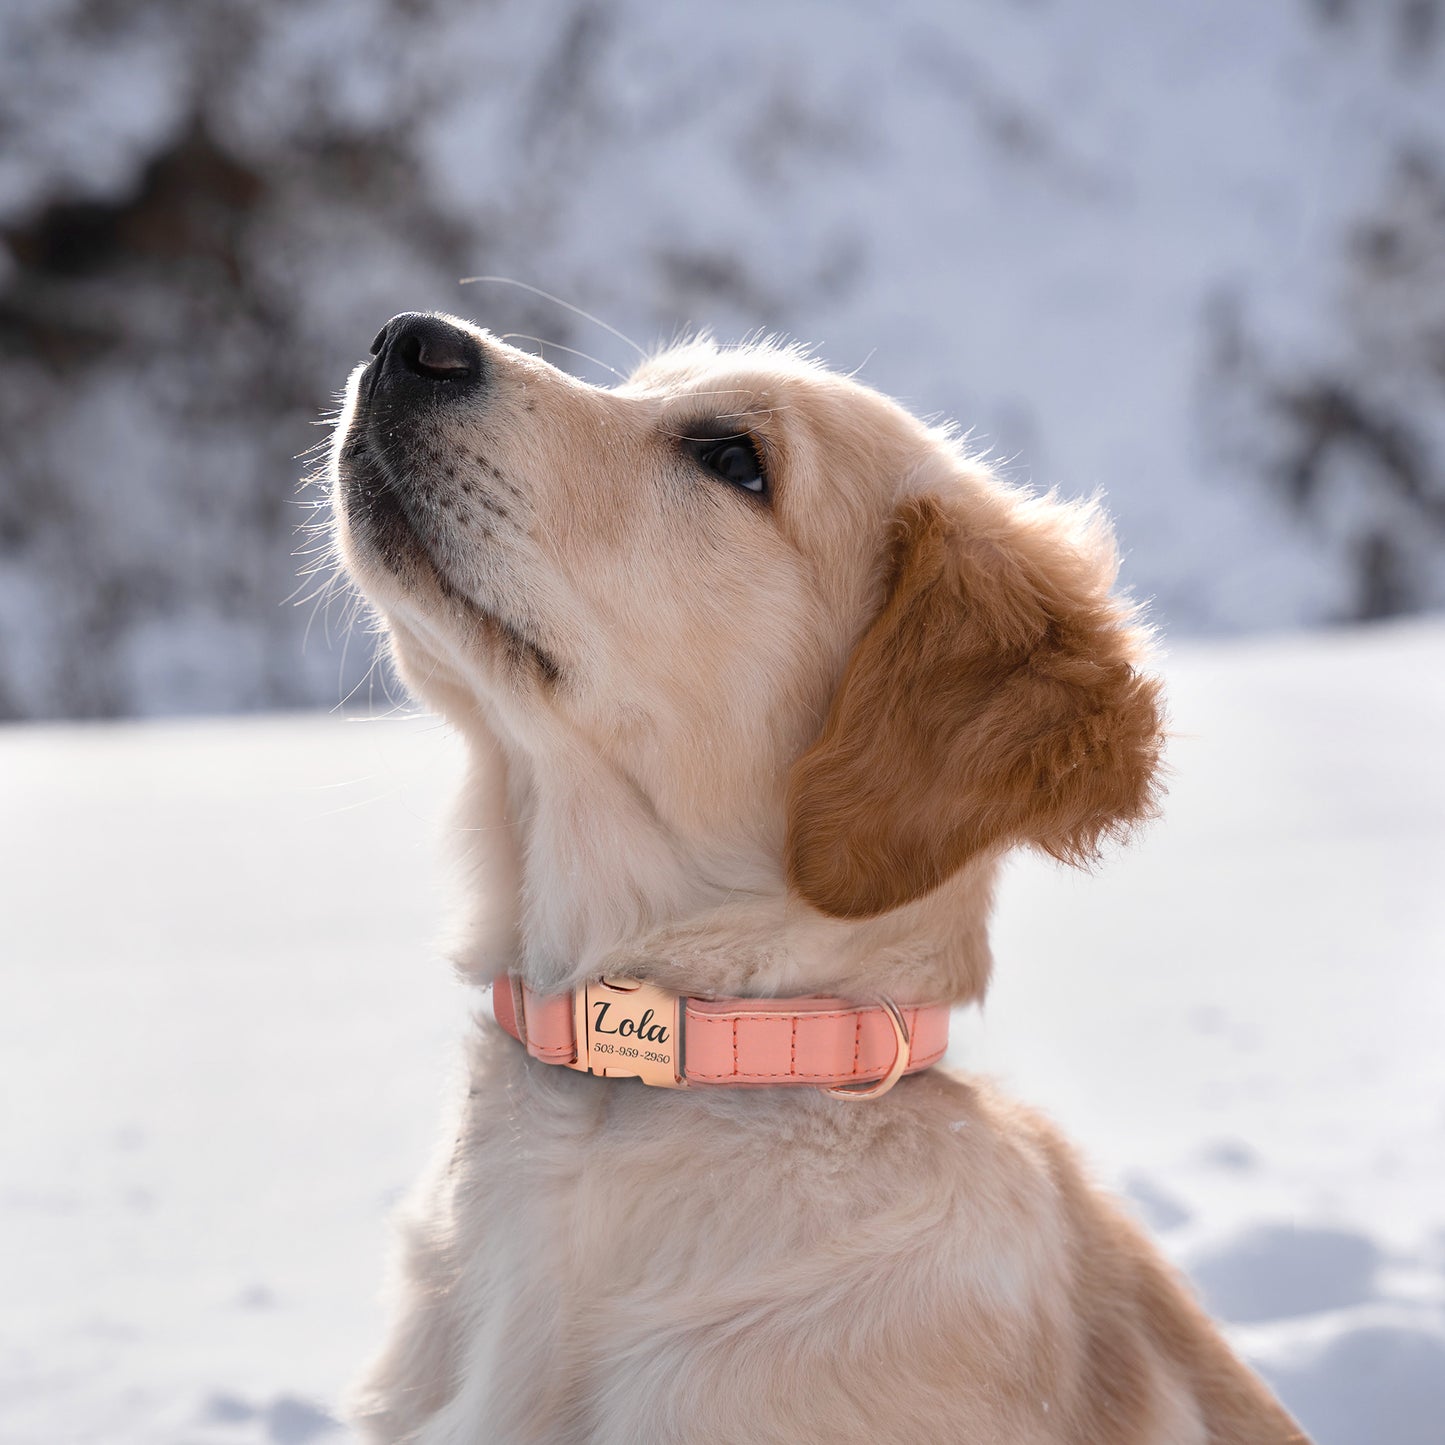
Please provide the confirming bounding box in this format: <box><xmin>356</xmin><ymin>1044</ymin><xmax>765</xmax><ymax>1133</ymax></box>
<box><xmin>337</xmin><ymin>429</ymin><xmax>562</xmax><ymax>685</ymax></box>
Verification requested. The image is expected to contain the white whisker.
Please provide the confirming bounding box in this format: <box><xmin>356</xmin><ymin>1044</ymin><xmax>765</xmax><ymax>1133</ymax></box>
<box><xmin>499</xmin><ymin>333</ymin><xmax>627</xmax><ymax>382</ymax></box>
<box><xmin>459</xmin><ymin>275</ymin><xmax>645</xmax><ymax>360</ymax></box>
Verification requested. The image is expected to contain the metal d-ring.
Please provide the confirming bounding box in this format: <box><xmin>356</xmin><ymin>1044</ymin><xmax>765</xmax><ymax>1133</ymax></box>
<box><xmin>825</xmin><ymin>998</ymin><xmax>912</xmax><ymax>1101</ymax></box>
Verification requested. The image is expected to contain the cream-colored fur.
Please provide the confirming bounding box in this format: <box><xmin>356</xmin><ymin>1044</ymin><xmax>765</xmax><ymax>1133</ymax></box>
<box><xmin>329</xmin><ymin>318</ymin><xmax>1307</xmax><ymax>1443</ymax></box>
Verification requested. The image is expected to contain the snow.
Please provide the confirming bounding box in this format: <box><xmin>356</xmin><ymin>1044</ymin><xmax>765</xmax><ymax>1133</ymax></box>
<box><xmin>2</xmin><ymin>621</ymin><xmax>1442</xmax><ymax>1442</ymax></box>
<box><xmin>4</xmin><ymin>0</ymin><xmax>1445</xmax><ymax>717</ymax></box>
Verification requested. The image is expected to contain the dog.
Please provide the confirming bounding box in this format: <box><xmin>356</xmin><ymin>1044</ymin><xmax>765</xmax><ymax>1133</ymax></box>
<box><xmin>328</xmin><ymin>311</ymin><xmax>1307</xmax><ymax>1444</ymax></box>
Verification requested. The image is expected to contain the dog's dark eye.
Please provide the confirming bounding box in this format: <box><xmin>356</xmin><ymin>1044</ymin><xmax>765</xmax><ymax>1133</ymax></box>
<box><xmin>690</xmin><ymin>435</ymin><xmax>766</xmax><ymax>496</ymax></box>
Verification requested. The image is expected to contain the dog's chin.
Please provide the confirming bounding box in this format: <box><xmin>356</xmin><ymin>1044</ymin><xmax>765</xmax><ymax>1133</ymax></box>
<box><xmin>334</xmin><ymin>449</ymin><xmax>562</xmax><ymax>689</ymax></box>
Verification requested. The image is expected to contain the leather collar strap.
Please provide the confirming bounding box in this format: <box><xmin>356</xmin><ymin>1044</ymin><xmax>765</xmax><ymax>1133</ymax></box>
<box><xmin>493</xmin><ymin>974</ymin><xmax>950</xmax><ymax>1098</ymax></box>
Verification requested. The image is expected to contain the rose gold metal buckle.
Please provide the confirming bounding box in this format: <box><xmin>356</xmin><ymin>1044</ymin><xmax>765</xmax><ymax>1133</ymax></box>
<box><xmin>568</xmin><ymin>977</ymin><xmax>686</xmax><ymax>1088</ymax></box>
<box><xmin>824</xmin><ymin>998</ymin><xmax>911</xmax><ymax>1101</ymax></box>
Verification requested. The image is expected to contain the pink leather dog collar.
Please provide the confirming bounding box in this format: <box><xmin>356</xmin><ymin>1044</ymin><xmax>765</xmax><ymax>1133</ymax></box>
<box><xmin>493</xmin><ymin>974</ymin><xmax>950</xmax><ymax>1099</ymax></box>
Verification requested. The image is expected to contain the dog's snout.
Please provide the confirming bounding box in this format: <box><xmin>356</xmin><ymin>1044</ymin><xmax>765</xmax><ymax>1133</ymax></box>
<box><xmin>370</xmin><ymin>312</ymin><xmax>484</xmax><ymax>393</ymax></box>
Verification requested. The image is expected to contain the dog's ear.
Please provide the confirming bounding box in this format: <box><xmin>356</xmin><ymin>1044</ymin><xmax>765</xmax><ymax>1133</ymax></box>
<box><xmin>786</xmin><ymin>487</ymin><xmax>1165</xmax><ymax>919</ymax></box>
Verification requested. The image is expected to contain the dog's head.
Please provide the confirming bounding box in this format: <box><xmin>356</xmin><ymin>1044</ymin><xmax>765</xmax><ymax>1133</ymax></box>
<box><xmin>330</xmin><ymin>312</ymin><xmax>1163</xmax><ymax>990</ymax></box>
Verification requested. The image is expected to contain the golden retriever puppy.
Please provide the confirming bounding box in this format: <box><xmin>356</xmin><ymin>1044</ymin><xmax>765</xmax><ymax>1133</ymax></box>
<box><xmin>328</xmin><ymin>312</ymin><xmax>1307</xmax><ymax>1444</ymax></box>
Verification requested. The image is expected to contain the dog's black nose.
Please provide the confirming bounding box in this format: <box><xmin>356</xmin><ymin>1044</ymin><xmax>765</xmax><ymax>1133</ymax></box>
<box><xmin>369</xmin><ymin>312</ymin><xmax>484</xmax><ymax>391</ymax></box>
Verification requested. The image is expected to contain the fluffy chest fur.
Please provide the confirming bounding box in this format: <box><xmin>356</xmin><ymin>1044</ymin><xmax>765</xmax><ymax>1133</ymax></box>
<box><xmin>353</xmin><ymin>1029</ymin><xmax>1227</xmax><ymax>1445</ymax></box>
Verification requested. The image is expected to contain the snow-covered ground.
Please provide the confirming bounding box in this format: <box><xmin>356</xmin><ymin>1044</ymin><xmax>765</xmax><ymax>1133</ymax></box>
<box><xmin>2</xmin><ymin>620</ymin><xmax>1442</xmax><ymax>1443</ymax></box>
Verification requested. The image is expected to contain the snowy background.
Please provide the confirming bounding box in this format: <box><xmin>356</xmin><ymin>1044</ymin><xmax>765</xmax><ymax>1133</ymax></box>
<box><xmin>1</xmin><ymin>0</ymin><xmax>1445</xmax><ymax>717</ymax></box>
<box><xmin>2</xmin><ymin>2</ymin><xmax>1443</xmax><ymax>1442</ymax></box>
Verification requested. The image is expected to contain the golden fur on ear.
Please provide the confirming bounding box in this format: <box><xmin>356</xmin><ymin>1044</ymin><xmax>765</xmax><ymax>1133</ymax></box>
<box><xmin>787</xmin><ymin>486</ymin><xmax>1165</xmax><ymax>919</ymax></box>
